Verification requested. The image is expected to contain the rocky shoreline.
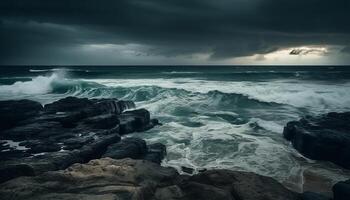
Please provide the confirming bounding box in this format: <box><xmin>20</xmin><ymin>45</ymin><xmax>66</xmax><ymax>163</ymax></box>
<box><xmin>0</xmin><ymin>97</ymin><xmax>349</xmax><ymax>200</ymax></box>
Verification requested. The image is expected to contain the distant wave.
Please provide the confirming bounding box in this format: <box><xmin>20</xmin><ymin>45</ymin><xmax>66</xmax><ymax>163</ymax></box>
<box><xmin>1</xmin><ymin>72</ymin><xmax>350</xmax><ymax>113</ymax></box>
<box><xmin>29</xmin><ymin>68</ymin><xmax>90</xmax><ymax>73</ymax></box>
<box><xmin>85</xmin><ymin>78</ymin><xmax>350</xmax><ymax>112</ymax></box>
<box><xmin>0</xmin><ymin>70</ymin><xmax>98</xmax><ymax>99</ymax></box>
<box><xmin>161</xmin><ymin>71</ymin><xmax>203</xmax><ymax>75</ymax></box>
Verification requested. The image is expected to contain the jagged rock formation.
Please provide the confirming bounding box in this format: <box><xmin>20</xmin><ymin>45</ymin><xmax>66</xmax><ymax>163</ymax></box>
<box><xmin>0</xmin><ymin>97</ymin><xmax>160</xmax><ymax>183</ymax></box>
<box><xmin>283</xmin><ymin>112</ymin><xmax>350</xmax><ymax>169</ymax></box>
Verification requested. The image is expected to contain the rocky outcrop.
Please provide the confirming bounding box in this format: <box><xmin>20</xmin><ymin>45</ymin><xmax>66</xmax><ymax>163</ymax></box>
<box><xmin>0</xmin><ymin>97</ymin><xmax>160</xmax><ymax>183</ymax></box>
<box><xmin>0</xmin><ymin>158</ymin><xmax>300</xmax><ymax>200</ymax></box>
<box><xmin>283</xmin><ymin>112</ymin><xmax>350</xmax><ymax>169</ymax></box>
<box><xmin>300</xmin><ymin>192</ymin><xmax>331</xmax><ymax>200</ymax></box>
<box><xmin>103</xmin><ymin>137</ymin><xmax>166</xmax><ymax>164</ymax></box>
<box><xmin>0</xmin><ymin>99</ymin><xmax>43</xmax><ymax>131</ymax></box>
<box><xmin>333</xmin><ymin>179</ymin><xmax>350</xmax><ymax>200</ymax></box>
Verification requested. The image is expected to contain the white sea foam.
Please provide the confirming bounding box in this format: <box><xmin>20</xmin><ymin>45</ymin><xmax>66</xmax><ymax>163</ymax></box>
<box><xmin>0</xmin><ymin>71</ymin><xmax>65</xmax><ymax>95</ymax></box>
<box><xmin>1</xmin><ymin>140</ymin><xmax>29</xmax><ymax>151</ymax></box>
<box><xmin>161</xmin><ymin>71</ymin><xmax>202</xmax><ymax>74</ymax></box>
<box><xmin>0</xmin><ymin>70</ymin><xmax>77</xmax><ymax>105</ymax></box>
<box><xmin>85</xmin><ymin>78</ymin><xmax>350</xmax><ymax>112</ymax></box>
<box><xmin>29</xmin><ymin>68</ymin><xmax>89</xmax><ymax>73</ymax></box>
<box><xmin>1</xmin><ymin>71</ymin><xmax>350</xmax><ymax>191</ymax></box>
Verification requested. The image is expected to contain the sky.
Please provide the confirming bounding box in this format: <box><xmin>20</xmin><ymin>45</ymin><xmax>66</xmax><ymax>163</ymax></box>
<box><xmin>0</xmin><ymin>0</ymin><xmax>350</xmax><ymax>65</ymax></box>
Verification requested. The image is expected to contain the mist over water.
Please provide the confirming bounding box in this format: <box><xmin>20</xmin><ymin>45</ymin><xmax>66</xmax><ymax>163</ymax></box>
<box><xmin>1</xmin><ymin>66</ymin><xmax>350</xmax><ymax>191</ymax></box>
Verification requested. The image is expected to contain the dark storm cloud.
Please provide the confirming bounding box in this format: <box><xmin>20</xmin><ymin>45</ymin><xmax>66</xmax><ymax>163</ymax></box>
<box><xmin>0</xmin><ymin>0</ymin><xmax>349</xmax><ymax>64</ymax></box>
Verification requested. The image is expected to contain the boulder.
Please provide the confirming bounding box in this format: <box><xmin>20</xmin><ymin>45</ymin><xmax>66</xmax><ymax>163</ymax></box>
<box><xmin>0</xmin><ymin>99</ymin><xmax>42</xmax><ymax>131</ymax></box>
<box><xmin>300</xmin><ymin>192</ymin><xmax>331</xmax><ymax>200</ymax></box>
<box><xmin>43</xmin><ymin>97</ymin><xmax>94</xmax><ymax>113</ymax></box>
<box><xmin>103</xmin><ymin>137</ymin><xmax>148</xmax><ymax>159</ymax></box>
<box><xmin>103</xmin><ymin>138</ymin><xmax>167</xmax><ymax>164</ymax></box>
<box><xmin>0</xmin><ymin>164</ymin><xmax>35</xmax><ymax>183</ymax></box>
<box><xmin>333</xmin><ymin>179</ymin><xmax>350</xmax><ymax>200</ymax></box>
<box><xmin>82</xmin><ymin>114</ymin><xmax>119</xmax><ymax>129</ymax></box>
<box><xmin>187</xmin><ymin>170</ymin><xmax>299</xmax><ymax>200</ymax></box>
<box><xmin>181</xmin><ymin>166</ymin><xmax>195</xmax><ymax>174</ymax></box>
<box><xmin>118</xmin><ymin>109</ymin><xmax>158</xmax><ymax>134</ymax></box>
<box><xmin>144</xmin><ymin>143</ymin><xmax>167</xmax><ymax>164</ymax></box>
<box><xmin>283</xmin><ymin>112</ymin><xmax>350</xmax><ymax>169</ymax></box>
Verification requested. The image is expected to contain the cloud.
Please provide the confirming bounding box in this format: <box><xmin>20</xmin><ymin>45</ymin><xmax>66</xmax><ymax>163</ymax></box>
<box><xmin>341</xmin><ymin>46</ymin><xmax>350</xmax><ymax>54</ymax></box>
<box><xmin>0</xmin><ymin>0</ymin><xmax>349</xmax><ymax>64</ymax></box>
<box><xmin>289</xmin><ymin>47</ymin><xmax>327</xmax><ymax>56</ymax></box>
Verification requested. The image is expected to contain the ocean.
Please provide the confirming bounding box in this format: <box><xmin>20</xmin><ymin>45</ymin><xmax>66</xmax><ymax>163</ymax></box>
<box><xmin>1</xmin><ymin>65</ymin><xmax>350</xmax><ymax>191</ymax></box>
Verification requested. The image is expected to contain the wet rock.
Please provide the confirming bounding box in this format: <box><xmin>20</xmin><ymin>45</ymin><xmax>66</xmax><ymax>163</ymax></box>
<box><xmin>119</xmin><ymin>109</ymin><xmax>151</xmax><ymax>134</ymax></box>
<box><xmin>0</xmin><ymin>164</ymin><xmax>35</xmax><ymax>184</ymax></box>
<box><xmin>0</xmin><ymin>99</ymin><xmax>43</xmax><ymax>131</ymax></box>
<box><xmin>0</xmin><ymin>158</ymin><xmax>178</xmax><ymax>200</ymax></box>
<box><xmin>82</xmin><ymin>114</ymin><xmax>119</xmax><ymax>129</ymax></box>
<box><xmin>27</xmin><ymin>143</ymin><xmax>62</xmax><ymax>154</ymax></box>
<box><xmin>188</xmin><ymin>170</ymin><xmax>299</xmax><ymax>200</ymax></box>
<box><xmin>103</xmin><ymin>137</ymin><xmax>147</xmax><ymax>159</ymax></box>
<box><xmin>283</xmin><ymin>112</ymin><xmax>350</xmax><ymax>169</ymax></box>
<box><xmin>103</xmin><ymin>138</ymin><xmax>166</xmax><ymax>164</ymax></box>
<box><xmin>0</xmin><ymin>97</ymin><xmax>160</xmax><ymax>183</ymax></box>
<box><xmin>144</xmin><ymin>143</ymin><xmax>166</xmax><ymax>164</ymax></box>
<box><xmin>333</xmin><ymin>179</ymin><xmax>350</xmax><ymax>200</ymax></box>
<box><xmin>181</xmin><ymin>166</ymin><xmax>195</xmax><ymax>174</ymax></box>
<box><xmin>0</xmin><ymin>158</ymin><xmax>300</xmax><ymax>200</ymax></box>
<box><xmin>300</xmin><ymin>192</ymin><xmax>331</xmax><ymax>200</ymax></box>
<box><xmin>44</xmin><ymin>97</ymin><xmax>93</xmax><ymax>113</ymax></box>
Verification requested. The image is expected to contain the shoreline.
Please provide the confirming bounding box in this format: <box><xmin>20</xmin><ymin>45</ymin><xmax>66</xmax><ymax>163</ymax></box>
<box><xmin>0</xmin><ymin>97</ymin><xmax>349</xmax><ymax>199</ymax></box>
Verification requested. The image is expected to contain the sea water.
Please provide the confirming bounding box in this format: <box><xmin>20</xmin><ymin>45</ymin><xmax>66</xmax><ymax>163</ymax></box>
<box><xmin>1</xmin><ymin>66</ymin><xmax>350</xmax><ymax>192</ymax></box>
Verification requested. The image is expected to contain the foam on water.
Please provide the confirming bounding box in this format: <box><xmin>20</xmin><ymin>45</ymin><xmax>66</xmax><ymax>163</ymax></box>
<box><xmin>1</xmin><ymin>69</ymin><xmax>350</xmax><ymax>192</ymax></box>
<box><xmin>0</xmin><ymin>72</ymin><xmax>63</xmax><ymax>95</ymax></box>
<box><xmin>86</xmin><ymin>78</ymin><xmax>350</xmax><ymax>113</ymax></box>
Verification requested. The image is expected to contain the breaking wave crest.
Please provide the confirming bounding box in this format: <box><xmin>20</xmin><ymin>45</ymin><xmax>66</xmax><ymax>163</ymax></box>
<box><xmin>1</xmin><ymin>69</ymin><xmax>350</xmax><ymax>192</ymax></box>
<box><xmin>1</xmin><ymin>71</ymin><xmax>350</xmax><ymax>113</ymax></box>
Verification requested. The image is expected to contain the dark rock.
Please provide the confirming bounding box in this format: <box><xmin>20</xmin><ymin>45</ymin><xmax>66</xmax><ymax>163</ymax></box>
<box><xmin>0</xmin><ymin>99</ymin><xmax>42</xmax><ymax>131</ymax></box>
<box><xmin>103</xmin><ymin>138</ymin><xmax>167</xmax><ymax>165</ymax></box>
<box><xmin>43</xmin><ymin>97</ymin><xmax>93</xmax><ymax>113</ymax></box>
<box><xmin>91</xmin><ymin>99</ymin><xmax>136</xmax><ymax>115</ymax></box>
<box><xmin>0</xmin><ymin>97</ymin><xmax>159</xmax><ymax>183</ymax></box>
<box><xmin>27</xmin><ymin>143</ymin><xmax>62</xmax><ymax>154</ymax></box>
<box><xmin>300</xmin><ymin>191</ymin><xmax>331</xmax><ymax>200</ymax></box>
<box><xmin>103</xmin><ymin>137</ymin><xmax>147</xmax><ymax>159</ymax></box>
<box><xmin>0</xmin><ymin>158</ymin><xmax>300</xmax><ymax>200</ymax></box>
<box><xmin>82</xmin><ymin>114</ymin><xmax>119</xmax><ymax>129</ymax></box>
<box><xmin>178</xmin><ymin>181</ymin><xmax>234</xmax><ymax>200</ymax></box>
<box><xmin>118</xmin><ymin>109</ymin><xmax>158</xmax><ymax>134</ymax></box>
<box><xmin>333</xmin><ymin>179</ymin><xmax>350</xmax><ymax>200</ymax></box>
<box><xmin>144</xmin><ymin>143</ymin><xmax>166</xmax><ymax>164</ymax></box>
<box><xmin>44</xmin><ymin>97</ymin><xmax>135</xmax><ymax>116</ymax></box>
<box><xmin>0</xmin><ymin>150</ymin><xmax>31</xmax><ymax>161</ymax></box>
<box><xmin>283</xmin><ymin>112</ymin><xmax>350</xmax><ymax>169</ymax></box>
<box><xmin>0</xmin><ymin>164</ymin><xmax>35</xmax><ymax>184</ymax></box>
<box><xmin>0</xmin><ymin>134</ymin><xmax>121</xmax><ymax>182</ymax></box>
<box><xmin>118</xmin><ymin>109</ymin><xmax>149</xmax><ymax>134</ymax></box>
<box><xmin>181</xmin><ymin>166</ymin><xmax>195</xmax><ymax>174</ymax></box>
<box><xmin>1</xmin><ymin>121</ymin><xmax>64</xmax><ymax>141</ymax></box>
<box><xmin>198</xmin><ymin>168</ymin><xmax>207</xmax><ymax>173</ymax></box>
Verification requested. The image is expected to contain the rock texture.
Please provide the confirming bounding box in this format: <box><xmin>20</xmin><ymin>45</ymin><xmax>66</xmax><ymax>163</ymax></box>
<box><xmin>333</xmin><ymin>179</ymin><xmax>350</xmax><ymax>200</ymax></box>
<box><xmin>0</xmin><ymin>99</ymin><xmax>43</xmax><ymax>131</ymax></box>
<box><xmin>103</xmin><ymin>137</ymin><xmax>166</xmax><ymax>164</ymax></box>
<box><xmin>0</xmin><ymin>97</ymin><xmax>160</xmax><ymax>183</ymax></box>
<box><xmin>283</xmin><ymin>112</ymin><xmax>350</xmax><ymax>169</ymax></box>
<box><xmin>0</xmin><ymin>158</ymin><xmax>300</xmax><ymax>200</ymax></box>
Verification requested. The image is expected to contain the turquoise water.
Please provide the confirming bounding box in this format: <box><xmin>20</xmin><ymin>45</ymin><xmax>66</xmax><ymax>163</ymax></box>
<box><xmin>1</xmin><ymin>66</ymin><xmax>350</xmax><ymax>191</ymax></box>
